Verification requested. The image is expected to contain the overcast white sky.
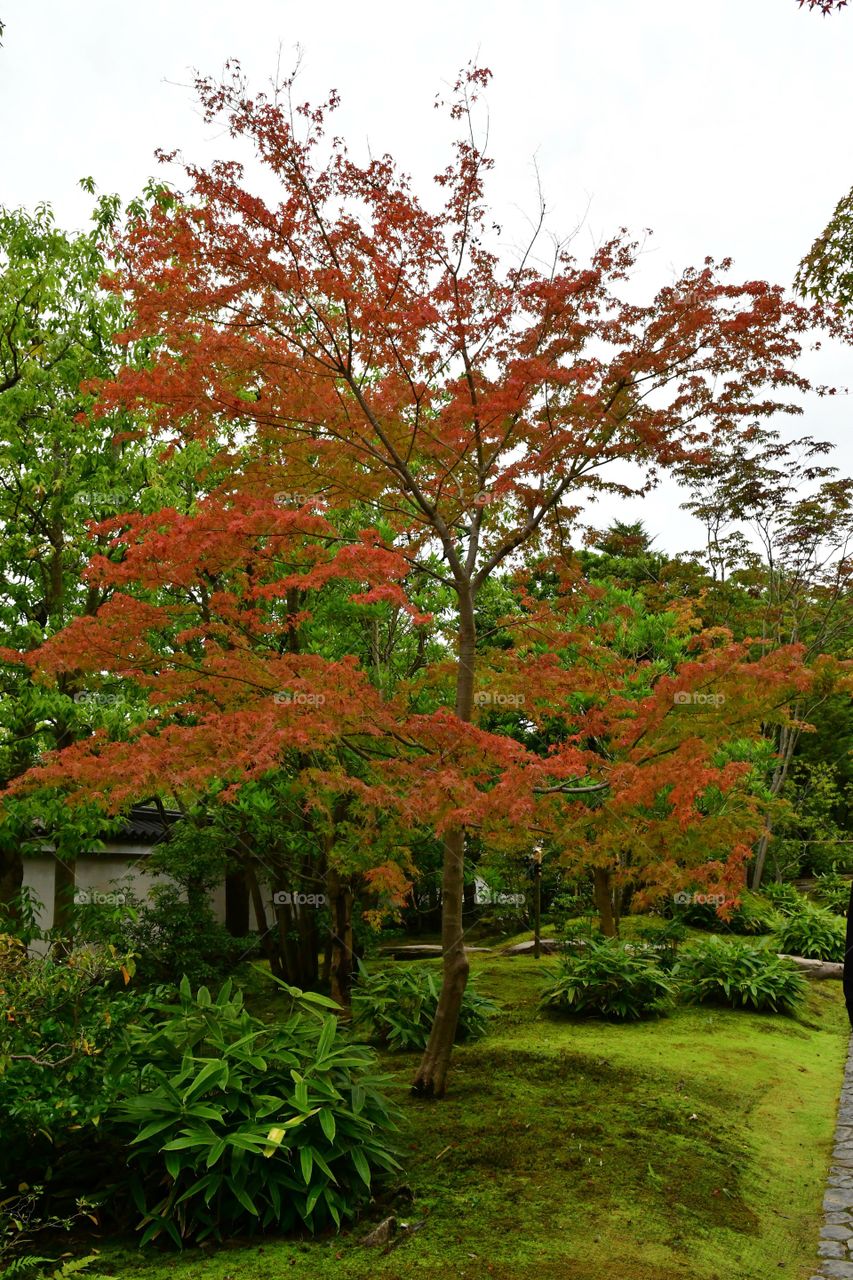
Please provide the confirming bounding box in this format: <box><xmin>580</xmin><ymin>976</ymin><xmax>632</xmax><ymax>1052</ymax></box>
<box><xmin>2</xmin><ymin>0</ymin><xmax>852</xmax><ymax>555</ymax></box>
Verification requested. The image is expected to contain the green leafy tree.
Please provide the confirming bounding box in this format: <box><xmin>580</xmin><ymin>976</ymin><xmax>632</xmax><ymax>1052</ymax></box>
<box><xmin>0</xmin><ymin>196</ymin><xmax>246</xmax><ymax>923</ymax></box>
<box><xmin>676</xmin><ymin>430</ymin><xmax>853</xmax><ymax>887</ymax></box>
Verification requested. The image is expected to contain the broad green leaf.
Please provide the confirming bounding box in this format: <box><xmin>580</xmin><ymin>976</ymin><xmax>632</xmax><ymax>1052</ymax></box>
<box><xmin>351</xmin><ymin>1147</ymin><xmax>371</xmax><ymax>1188</ymax></box>
<box><xmin>183</xmin><ymin>1058</ymin><xmax>228</xmax><ymax>1104</ymax></box>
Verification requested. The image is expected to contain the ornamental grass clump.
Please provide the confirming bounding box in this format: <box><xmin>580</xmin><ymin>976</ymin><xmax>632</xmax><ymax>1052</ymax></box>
<box><xmin>775</xmin><ymin>903</ymin><xmax>845</xmax><ymax>962</ymax></box>
<box><xmin>675</xmin><ymin>937</ymin><xmax>807</xmax><ymax>1016</ymax></box>
<box><xmin>351</xmin><ymin>964</ymin><xmax>497</xmax><ymax>1051</ymax></box>
<box><xmin>538</xmin><ymin>937</ymin><xmax>676</xmax><ymax>1021</ymax></box>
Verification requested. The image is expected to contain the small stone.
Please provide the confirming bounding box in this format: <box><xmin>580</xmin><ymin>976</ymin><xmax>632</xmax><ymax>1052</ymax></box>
<box><xmin>822</xmin><ymin>1226</ymin><xmax>853</xmax><ymax>1241</ymax></box>
<box><xmin>817</xmin><ymin>1263</ymin><xmax>853</xmax><ymax>1279</ymax></box>
<box><xmin>820</xmin><ymin>1242</ymin><xmax>847</xmax><ymax>1259</ymax></box>
<box><xmin>361</xmin><ymin>1216</ymin><xmax>396</xmax><ymax>1247</ymax></box>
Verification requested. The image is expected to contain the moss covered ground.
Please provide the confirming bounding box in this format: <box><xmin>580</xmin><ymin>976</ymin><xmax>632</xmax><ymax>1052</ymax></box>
<box><xmin>93</xmin><ymin>952</ymin><xmax>849</xmax><ymax>1280</ymax></box>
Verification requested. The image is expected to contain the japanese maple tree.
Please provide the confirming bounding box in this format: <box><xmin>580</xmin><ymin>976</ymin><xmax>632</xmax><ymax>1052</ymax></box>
<box><xmin>6</xmin><ymin>62</ymin><xmax>848</xmax><ymax>1095</ymax></box>
<box><xmin>492</xmin><ymin>567</ymin><xmax>836</xmax><ymax>921</ymax></box>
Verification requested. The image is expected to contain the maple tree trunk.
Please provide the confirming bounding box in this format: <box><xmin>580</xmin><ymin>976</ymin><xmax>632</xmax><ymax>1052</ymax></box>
<box><xmin>275</xmin><ymin>899</ymin><xmax>304</xmax><ymax>984</ymax></box>
<box><xmin>533</xmin><ymin>856</ymin><xmax>542</xmax><ymax>959</ymax></box>
<box><xmin>412</xmin><ymin>587</ymin><xmax>474</xmax><ymax>1098</ymax></box>
<box><xmin>751</xmin><ymin>823</ymin><xmax>775</xmax><ymax>893</ymax></box>
<box><xmin>751</xmin><ymin>722</ymin><xmax>799</xmax><ymax>890</ymax></box>
<box><xmin>326</xmin><ymin>865</ymin><xmax>354</xmax><ymax>1008</ymax></box>
<box><xmin>269</xmin><ymin>895</ymin><xmax>318</xmax><ymax>988</ymax></box>
<box><xmin>224</xmin><ymin>866</ymin><xmax>249</xmax><ymax>937</ymax></box>
<box><xmin>411</xmin><ymin>827</ymin><xmax>469</xmax><ymax>1097</ymax></box>
<box><xmin>614</xmin><ymin>881</ymin><xmax>626</xmax><ymax>933</ymax></box>
<box><xmin>245</xmin><ymin>859</ymin><xmax>283</xmax><ymax>978</ymax></box>
<box><xmin>296</xmin><ymin>899</ymin><xmax>319</xmax><ymax>988</ymax></box>
<box><xmin>593</xmin><ymin>868</ymin><xmax>618</xmax><ymax>937</ymax></box>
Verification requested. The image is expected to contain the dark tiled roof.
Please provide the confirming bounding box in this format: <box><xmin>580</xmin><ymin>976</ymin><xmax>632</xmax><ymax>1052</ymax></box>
<box><xmin>113</xmin><ymin>803</ymin><xmax>183</xmax><ymax>844</ymax></box>
<box><xmin>29</xmin><ymin>800</ymin><xmax>183</xmax><ymax>850</ymax></box>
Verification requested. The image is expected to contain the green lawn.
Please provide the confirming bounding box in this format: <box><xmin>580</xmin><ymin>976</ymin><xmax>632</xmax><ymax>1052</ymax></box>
<box><xmin>95</xmin><ymin>955</ymin><xmax>849</xmax><ymax>1280</ymax></box>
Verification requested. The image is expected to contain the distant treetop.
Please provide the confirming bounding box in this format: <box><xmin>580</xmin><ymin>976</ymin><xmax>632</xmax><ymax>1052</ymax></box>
<box><xmin>593</xmin><ymin>521</ymin><xmax>657</xmax><ymax>559</ymax></box>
